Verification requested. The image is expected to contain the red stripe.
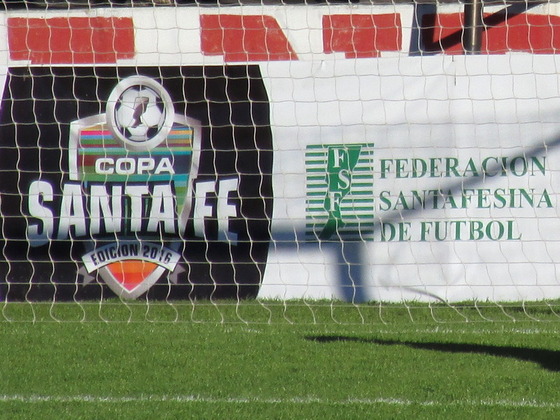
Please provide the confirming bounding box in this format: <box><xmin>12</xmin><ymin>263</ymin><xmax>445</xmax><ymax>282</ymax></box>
<box><xmin>8</xmin><ymin>17</ymin><xmax>135</xmax><ymax>64</ymax></box>
<box><xmin>323</xmin><ymin>14</ymin><xmax>402</xmax><ymax>58</ymax></box>
<box><xmin>201</xmin><ymin>15</ymin><xmax>297</xmax><ymax>62</ymax></box>
<box><xmin>423</xmin><ymin>13</ymin><xmax>560</xmax><ymax>54</ymax></box>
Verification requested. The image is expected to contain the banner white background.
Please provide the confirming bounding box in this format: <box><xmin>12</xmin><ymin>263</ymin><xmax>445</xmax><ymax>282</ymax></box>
<box><xmin>260</xmin><ymin>55</ymin><xmax>560</xmax><ymax>302</ymax></box>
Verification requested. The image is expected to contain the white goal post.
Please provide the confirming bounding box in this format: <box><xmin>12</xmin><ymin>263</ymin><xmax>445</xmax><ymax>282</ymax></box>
<box><xmin>1</xmin><ymin>0</ymin><xmax>560</xmax><ymax>319</ymax></box>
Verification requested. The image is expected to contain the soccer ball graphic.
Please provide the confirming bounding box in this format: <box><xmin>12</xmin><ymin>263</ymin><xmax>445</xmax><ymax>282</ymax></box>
<box><xmin>114</xmin><ymin>86</ymin><xmax>165</xmax><ymax>142</ymax></box>
<box><xmin>107</xmin><ymin>76</ymin><xmax>174</xmax><ymax>151</ymax></box>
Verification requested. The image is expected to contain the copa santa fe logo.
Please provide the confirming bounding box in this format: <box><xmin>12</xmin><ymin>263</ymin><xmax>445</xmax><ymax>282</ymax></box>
<box><xmin>29</xmin><ymin>75</ymin><xmax>202</xmax><ymax>299</ymax></box>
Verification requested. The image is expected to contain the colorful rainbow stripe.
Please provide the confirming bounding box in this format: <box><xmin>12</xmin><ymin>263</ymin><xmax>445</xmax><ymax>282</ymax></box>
<box><xmin>77</xmin><ymin>124</ymin><xmax>193</xmax><ymax>183</ymax></box>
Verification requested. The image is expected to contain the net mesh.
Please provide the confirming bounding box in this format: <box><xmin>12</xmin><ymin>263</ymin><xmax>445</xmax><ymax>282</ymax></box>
<box><xmin>1</xmin><ymin>0</ymin><xmax>560</xmax><ymax>323</ymax></box>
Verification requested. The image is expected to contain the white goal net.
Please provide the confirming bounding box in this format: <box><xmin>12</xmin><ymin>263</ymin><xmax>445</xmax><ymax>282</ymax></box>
<box><xmin>2</xmin><ymin>0</ymin><xmax>560</xmax><ymax>322</ymax></box>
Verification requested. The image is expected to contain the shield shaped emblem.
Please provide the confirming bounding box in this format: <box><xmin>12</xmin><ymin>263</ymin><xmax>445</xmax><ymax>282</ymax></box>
<box><xmin>68</xmin><ymin>76</ymin><xmax>201</xmax><ymax>299</ymax></box>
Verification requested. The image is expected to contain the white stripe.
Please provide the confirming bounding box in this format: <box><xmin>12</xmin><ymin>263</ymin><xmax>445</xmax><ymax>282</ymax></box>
<box><xmin>373</xmin><ymin>327</ymin><xmax>560</xmax><ymax>335</ymax></box>
<box><xmin>1</xmin><ymin>395</ymin><xmax>559</xmax><ymax>408</ymax></box>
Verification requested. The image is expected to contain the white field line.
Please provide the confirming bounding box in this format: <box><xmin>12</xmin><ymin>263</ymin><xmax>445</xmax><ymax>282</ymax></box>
<box><xmin>1</xmin><ymin>395</ymin><xmax>559</xmax><ymax>409</ymax></box>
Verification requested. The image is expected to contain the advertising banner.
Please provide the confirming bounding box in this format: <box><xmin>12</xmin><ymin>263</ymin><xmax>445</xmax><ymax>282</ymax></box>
<box><xmin>0</xmin><ymin>66</ymin><xmax>273</xmax><ymax>300</ymax></box>
<box><xmin>260</xmin><ymin>56</ymin><xmax>560</xmax><ymax>302</ymax></box>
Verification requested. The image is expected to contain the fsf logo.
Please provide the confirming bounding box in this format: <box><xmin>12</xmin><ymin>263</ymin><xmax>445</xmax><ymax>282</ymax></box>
<box><xmin>306</xmin><ymin>143</ymin><xmax>375</xmax><ymax>241</ymax></box>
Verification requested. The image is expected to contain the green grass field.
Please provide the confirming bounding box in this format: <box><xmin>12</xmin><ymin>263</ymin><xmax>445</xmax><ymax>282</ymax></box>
<box><xmin>1</xmin><ymin>300</ymin><xmax>560</xmax><ymax>419</ymax></box>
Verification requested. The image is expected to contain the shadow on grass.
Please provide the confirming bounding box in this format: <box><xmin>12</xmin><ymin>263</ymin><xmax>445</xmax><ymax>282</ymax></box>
<box><xmin>305</xmin><ymin>335</ymin><xmax>560</xmax><ymax>372</ymax></box>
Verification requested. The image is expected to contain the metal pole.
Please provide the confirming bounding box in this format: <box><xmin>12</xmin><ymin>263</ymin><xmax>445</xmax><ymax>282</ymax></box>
<box><xmin>463</xmin><ymin>0</ymin><xmax>483</xmax><ymax>54</ymax></box>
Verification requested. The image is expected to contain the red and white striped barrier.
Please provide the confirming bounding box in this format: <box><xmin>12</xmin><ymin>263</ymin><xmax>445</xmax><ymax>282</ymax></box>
<box><xmin>3</xmin><ymin>2</ymin><xmax>560</xmax><ymax>66</ymax></box>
